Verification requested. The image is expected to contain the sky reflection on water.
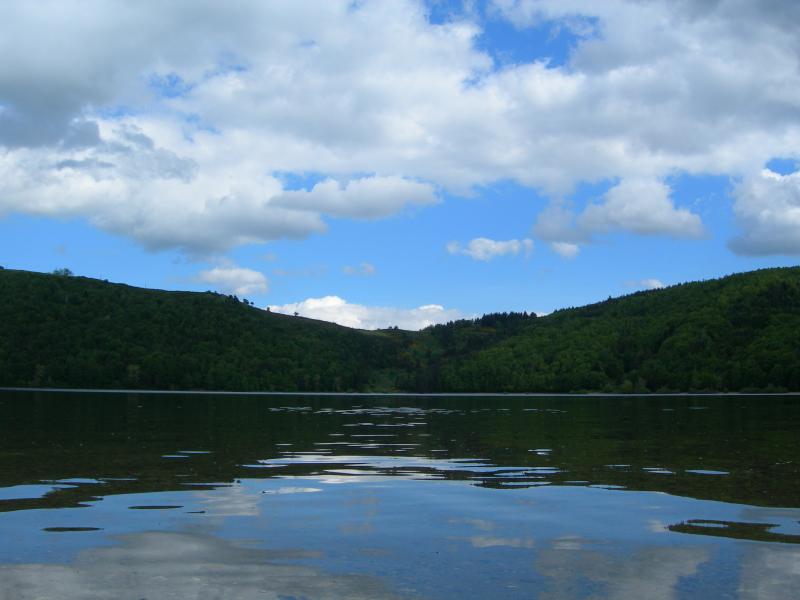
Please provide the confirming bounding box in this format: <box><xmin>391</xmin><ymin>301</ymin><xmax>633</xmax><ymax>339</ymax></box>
<box><xmin>0</xmin><ymin>391</ymin><xmax>799</xmax><ymax>598</ymax></box>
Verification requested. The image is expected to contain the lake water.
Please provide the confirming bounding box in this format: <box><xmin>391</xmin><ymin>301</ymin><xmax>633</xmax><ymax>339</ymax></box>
<box><xmin>0</xmin><ymin>391</ymin><xmax>798</xmax><ymax>599</ymax></box>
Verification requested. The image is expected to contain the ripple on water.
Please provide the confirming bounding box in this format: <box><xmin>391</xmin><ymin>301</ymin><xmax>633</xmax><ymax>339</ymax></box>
<box><xmin>685</xmin><ymin>469</ymin><xmax>730</xmax><ymax>476</ymax></box>
<box><xmin>52</xmin><ymin>478</ymin><xmax>103</xmax><ymax>485</ymax></box>
<box><xmin>42</xmin><ymin>527</ymin><xmax>103</xmax><ymax>533</ymax></box>
<box><xmin>261</xmin><ymin>487</ymin><xmax>322</xmax><ymax>495</ymax></box>
<box><xmin>668</xmin><ymin>519</ymin><xmax>800</xmax><ymax>544</ymax></box>
<box><xmin>0</xmin><ymin>484</ymin><xmax>76</xmax><ymax>501</ymax></box>
<box><xmin>643</xmin><ymin>467</ymin><xmax>675</xmax><ymax>475</ymax></box>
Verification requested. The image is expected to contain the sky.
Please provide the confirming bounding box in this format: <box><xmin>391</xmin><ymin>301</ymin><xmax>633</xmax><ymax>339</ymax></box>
<box><xmin>1</xmin><ymin>0</ymin><xmax>799</xmax><ymax>329</ymax></box>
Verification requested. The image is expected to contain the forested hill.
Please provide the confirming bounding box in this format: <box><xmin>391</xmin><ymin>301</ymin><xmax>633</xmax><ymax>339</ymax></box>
<box><xmin>0</xmin><ymin>268</ymin><xmax>398</xmax><ymax>391</ymax></box>
<box><xmin>395</xmin><ymin>266</ymin><xmax>800</xmax><ymax>393</ymax></box>
<box><xmin>1</xmin><ymin>266</ymin><xmax>799</xmax><ymax>393</ymax></box>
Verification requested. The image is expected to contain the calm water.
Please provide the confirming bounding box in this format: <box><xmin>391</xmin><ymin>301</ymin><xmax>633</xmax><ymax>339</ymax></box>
<box><xmin>0</xmin><ymin>391</ymin><xmax>798</xmax><ymax>599</ymax></box>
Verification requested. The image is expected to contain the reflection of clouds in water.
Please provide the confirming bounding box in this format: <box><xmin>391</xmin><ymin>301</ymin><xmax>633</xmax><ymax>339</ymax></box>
<box><xmin>732</xmin><ymin>504</ymin><xmax>800</xmax><ymax>598</ymax></box>
<box><xmin>256</xmin><ymin>454</ymin><xmax>494</xmax><ymax>473</ymax></box>
<box><xmin>551</xmin><ymin>536</ymin><xmax>585</xmax><ymax>551</ymax></box>
<box><xmin>536</xmin><ymin>545</ymin><xmax>708</xmax><ymax>600</ymax></box>
<box><xmin>340</xmin><ymin>521</ymin><xmax>375</xmax><ymax>536</ymax></box>
<box><xmin>261</xmin><ymin>486</ymin><xmax>322</xmax><ymax>495</ymax></box>
<box><xmin>196</xmin><ymin>484</ymin><xmax>324</xmax><ymax>517</ymax></box>
<box><xmin>195</xmin><ymin>484</ymin><xmax>262</xmax><ymax>517</ymax></box>
<box><xmin>316</xmin><ymin>474</ymin><xmax>387</xmax><ymax>485</ymax></box>
<box><xmin>451</xmin><ymin>516</ymin><xmax>535</xmax><ymax>549</ymax></box>
<box><xmin>450</xmin><ymin>518</ymin><xmax>534</xmax><ymax>549</ymax></box>
<box><xmin>468</xmin><ymin>536</ymin><xmax>535</xmax><ymax>549</ymax></box>
<box><xmin>739</xmin><ymin>546</ymin><xmax>800</xmax><ymax>599</ymax></box>
<box><xmin>648</xmin><ymin>519</ymin><xmax>668</xmax><ymax>533</ymax></box>
<box><xmin>0</xmin><ymin>531</ymin><xmax>402</xmax><ymax>600</ymax></box>
<box><xmin>741</xmin><ymin>506</ymin><xmax>800</xmax><ymax>523</ymax></box>
<box><xmin>740</xmin><ymin>506</ymin><xmax>800</xmax><ymax>530</ymax></box>
<box><xmin>451</xmin><ymin>518</ymin><xmax>495</xmax><ymax>531</ymax></box>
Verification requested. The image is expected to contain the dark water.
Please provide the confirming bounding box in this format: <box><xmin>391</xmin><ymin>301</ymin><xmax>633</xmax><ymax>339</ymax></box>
<box><xmin>0</xmin><ymin>391</ymin><xmax>799</xmax><ymax>599</ymax></box>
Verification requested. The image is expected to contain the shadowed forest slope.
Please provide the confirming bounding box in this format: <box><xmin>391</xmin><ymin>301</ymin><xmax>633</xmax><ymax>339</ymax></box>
<box><xmin>0</xmin><ymin>269</ymin><xmax>397</xmax><ymax>391</ymax></box>
<box><xmin>393</xmin><ymin>267</ymin><xmax>800</xmax><ymax>393</ymax></box>
<box><xmin>1</xmin><ymin>266</ymin><xmax>798</xmax><ymax>392</ymax></box>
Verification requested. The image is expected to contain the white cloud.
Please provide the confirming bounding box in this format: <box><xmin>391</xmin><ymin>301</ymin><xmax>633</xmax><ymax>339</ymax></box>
<box><xmin>550</xmin><ymin>242</ymin><xmax>580</xmax><ymax>259</ymax></box>
<box><xmin>0</xmin><ymin>132</ymin><xmax>328</xmax><ymax>254</ymax></box>
<box><xmin>533</xmin><ymin>204</ymin><xmax>586</xmax><ymax>246</ymax></box>
<box><xmin>197</xmin><ymin>265</ymin><xmax>268</xmax><ymax>296</ymax></box>
<box><xmin>627</xmin><ymin>278</ymin><xmax>665</xmax><ymax>290</ymax></box>
<box><xmin>533</xmin><ymin>178</ymin><xmax>704</xmax><ymax>253</ymax></box>
<box><xmin>343</xmin><ymin>262</ymin><xmax>377</xmax><ymax>276</ymax></box>
<box><xmin>640</xmin><ymin>278</ymin><xmax>665</xmax><ymax>290</ymax></box>
<box><xmin>729</xmin><ymin>168</ymin><xmax>800</xmax><ymax>255</ymax></box>
<box><xmin>447</xmin><ymin>237</ymin><xmax>533</xmax><ymax>261</ymax></box>
<box><xmin>267</xmin><ymin>295</ymin><xmax>466</xmax><ymax>330</ymax></box>
<box><xmin>273</xmin><ymin>176</ymin><xmax>437</xmax><ymax>220</ymax></box>
<box><xmin>0</xmin><ymin>1</ymin><xmax>798</xmax><ymax>253</ymax></box>
<box><xmin>579</xmin><ymin>179</ymin><xmax>704</xmax><ymax>238</ymax></box>
<box><xmin>445</xmin><ymin>240</ymin><xmax>462</xmax><ymax>255</ymax></box>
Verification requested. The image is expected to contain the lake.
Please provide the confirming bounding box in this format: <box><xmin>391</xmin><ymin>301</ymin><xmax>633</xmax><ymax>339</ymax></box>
<box><xmin>0</xmin><ymin>391</ymin><xmax>798</xmax><ymax>599</ymax></box>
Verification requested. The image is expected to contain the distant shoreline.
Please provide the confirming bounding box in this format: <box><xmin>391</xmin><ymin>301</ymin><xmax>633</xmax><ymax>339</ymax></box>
<box><xmin>5</xmin><ymin>267</ymin><xmax>800</xmax><ymax>395</ymax></box>
<box><xmin>2</xmin><ymin>387</ymin><xmax>799</xmax><ymax>398</ymax></box>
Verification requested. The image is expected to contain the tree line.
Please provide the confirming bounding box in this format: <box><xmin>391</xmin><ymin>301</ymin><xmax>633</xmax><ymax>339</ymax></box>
<box><xmin>1</xmin><ymin>266</ymin><xmax>798</xmax><ymax>393</ymax></box>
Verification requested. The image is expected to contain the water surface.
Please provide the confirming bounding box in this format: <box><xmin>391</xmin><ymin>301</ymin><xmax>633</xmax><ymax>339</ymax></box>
<box><xmin>0</xmin><ymin>391</ymin><xmax>798</xmax><ymax>598</ymax></box>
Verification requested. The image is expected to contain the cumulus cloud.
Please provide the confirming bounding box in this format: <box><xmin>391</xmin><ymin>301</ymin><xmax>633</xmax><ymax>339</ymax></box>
<box><xmin>447</xmin><ymin>237</ymin><xmax>533</xmax><ymax>261</ymax></box>
<box><xmin>627</xmin><ymin>278</ymin><xmax>665</xmax><ymax>290</ymax></box>
<box><xmin>343</xmin><ymin>262</ymin><xmax>377</xmax><ymax>276</ymax></box>
<box><xmin>273</xmin><ymin>176</ymin><xmax>437</xmax><ymax>219</ymax></box>
<box><xmin>729</xmin><ymin>168</ymin><xmax>800</xmax><ymax>255</ymax></box>
<box><xmin>550</xmin><ymin>242</ymin><xmax>580</xmax><ymax>259</ymax></box>
<box><xmin>0</xmin><ymin>0</ymin><xmax>798</xmax><ymax>253</ymax></box>
<box><xmin>533</xmin><ymin>204</ymin><xmax>586</xmax><ymax>246</ymax></box>
<box><xmin>640</xmin><ymin>278</ymin><xmax>665</xmax><ymax>290</ymax></box>
<box><xmin>267</xmin><ymin>296</ymin><xmax>466</xmax><ymax>330</ymax></box>
<box><xmin>0</xmin><ymin>128</ymin><xmax>328</xmax><ymax>253</ymax></box>
<box><xmin>533</xmin><ymin>178</ymin><xmax>704</xmax><ymax>253</ymax></box>
<box><xmin>579</xmin><ymin>179</ymin><xmax>704</xmax><ymax>238</ymax></box>
<box><xmin>197</xmin><ymin>265</ymin><xmax>268</xmax><ymax>296</ymax></box>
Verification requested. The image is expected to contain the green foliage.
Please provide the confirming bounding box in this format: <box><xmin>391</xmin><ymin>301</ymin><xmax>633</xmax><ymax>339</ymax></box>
<box><xmin>1</xmin><ymin>267</ymin><xmax>798</xmax><ymax>392</ymax></box>
<box><xmin>404</xmin><ymin>268</ymin><xmax>800</xmax><ymax>393</ymax></box>
<box><xmin>0</xmin><ymin>270</ymin><xmax>398</xmax><ymax>392</ymax></box>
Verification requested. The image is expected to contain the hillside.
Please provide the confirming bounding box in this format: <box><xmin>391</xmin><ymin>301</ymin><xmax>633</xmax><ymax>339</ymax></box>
<box><xmin>1</xmin><ymin>266</ymin><xmax>799</xmax><ymax>393</ymax></box>
<box><xmin>396</xmin><ymin>267</ymin><xmax>800</xmax><ymax>393</ymax></box>
<box><xmin>0</xmin><ymin>269</ymin><xmax>397</xmax><ymax>391</ymax></box>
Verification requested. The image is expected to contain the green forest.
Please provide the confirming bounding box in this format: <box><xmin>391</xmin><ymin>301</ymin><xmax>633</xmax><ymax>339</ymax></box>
<box><xmin>1</xmin><ymin>266</ymin><xmax>799</xmax><ymax>393</ymax></box>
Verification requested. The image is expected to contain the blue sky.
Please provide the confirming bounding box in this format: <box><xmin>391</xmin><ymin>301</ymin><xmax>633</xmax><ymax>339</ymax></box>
<box><xmin>1</xmin><ymin>1</ymin><xmax>798</xmax><ymax>328</ymax></box>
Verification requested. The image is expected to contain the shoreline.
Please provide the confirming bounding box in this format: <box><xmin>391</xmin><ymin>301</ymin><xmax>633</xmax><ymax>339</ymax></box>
<box><xmin>2</xmin><ymin>387</ymin><xmax>799</xmax><ymax>398</ymax></box>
